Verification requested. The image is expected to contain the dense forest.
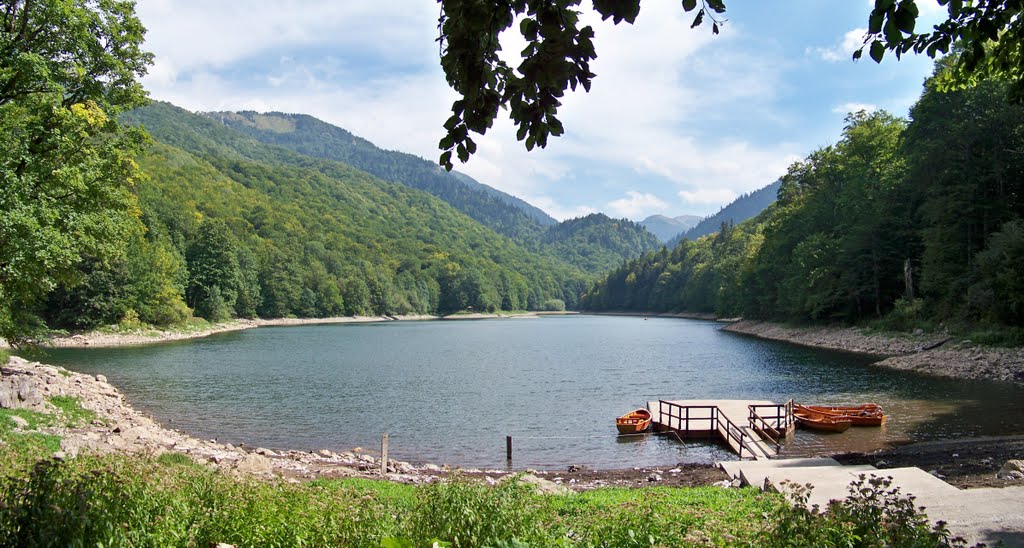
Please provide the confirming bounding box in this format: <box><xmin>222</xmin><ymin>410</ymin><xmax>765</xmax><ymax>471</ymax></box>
<box><xmin>206</xmin><ymin>111</ymin><xmax>556</xmax><ymax>241</ymax></box>
<box><xmin>40</xmin><ymin>102</ymin><xmax>599</xmax><ymax>333</ymax></box>
<box><xmin>583</xmin><ymin>62</ymin><xmax>1024</xmax><ymax>339</ymax></box>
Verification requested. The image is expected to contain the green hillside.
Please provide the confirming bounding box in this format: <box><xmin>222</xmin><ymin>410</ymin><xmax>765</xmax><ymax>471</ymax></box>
<box><xmin>41</xmin><ymin>102</ymin><xmax>592</xmax><ymax>329</ymax></box>
<box><xmin>541</xmin><ymin>214</ymin><xmax>663</xmax><ymax>274</ymax></box>
<box><xmin>195</xmin><ymin>110</ymin><xmax>660</xmax><ymax>275</ymax></box>
<box><xmin>204</xmin><ymin>111</ymin><xmax>554</xmax><ymax>241</ymax></box>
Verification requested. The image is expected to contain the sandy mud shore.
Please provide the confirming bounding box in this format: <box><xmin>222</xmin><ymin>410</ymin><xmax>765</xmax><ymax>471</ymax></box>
<box><xmin>723</xmin><ymin>320</ymin><xmax>1024</xmax><ymax>385</ymax></box>
<box><xmin>23</xmin><ymin>312</ymin><xmax>577</xmax><ymax>349</ymax></box>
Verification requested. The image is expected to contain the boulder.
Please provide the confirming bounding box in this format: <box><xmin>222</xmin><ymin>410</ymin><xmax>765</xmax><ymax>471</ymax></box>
<box><xmin>0</xmin><ymin>375</ymin><xmax>45</xmax><ymax>410</ymax></box>
<box><xmin>233</xmin><ymin>453</ymin><xmax>274</xmax><ymax>476</ymax></box>
<box><xmin>505</xmin><ymin>473</ymin><xmax>571</xmax><ymax>495</ymax></box>
<box><xmin>9</xmin><ymin>415</ymin><xmax>29</xmax><ymax>429</ymax></box>
<box><xmin>997</xmin><ymin>460</ymin><xmax>1024</xmax><ymax>480</ymax></box>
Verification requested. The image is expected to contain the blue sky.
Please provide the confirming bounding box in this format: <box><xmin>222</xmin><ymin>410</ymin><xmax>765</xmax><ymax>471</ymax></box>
<box><xmin>136</xmin><ymin>0</ymin><xmax>946</xmax><ymax>221</ymax></box>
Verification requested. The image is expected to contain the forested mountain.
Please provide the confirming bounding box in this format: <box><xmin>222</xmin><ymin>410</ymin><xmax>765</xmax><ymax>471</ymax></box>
<box><xmin>204</xmin><ymin>111</ymin><xmax>555</xmax><ymax>241</ymax></box>
<box><xmin>583</xmin><ymin>64</ymin><xmax>1024</xmax><ymax>338</ymax></box>
<box><xmin>199</xmin><ymin>110</ymin><xmax>657</xmax><ymax>275</ymax></box>
<box><xmin>640</xmin><ymin>214</ymin><xmax>701</xmax><ymax>242</ymax></box>
<box><xmin>541</xmin><ymin>214</ymin><xmax>663</xmax><ymax>274</ymax></box>
<box><xmin>669</xmin><ymin>181</ymin><xmax>782</xmax><ymax>246</ymax></box>
<box><xmin>39</xmin><ymin>102</ymin><xmax>592</xmax><ymax>330</ymax></box>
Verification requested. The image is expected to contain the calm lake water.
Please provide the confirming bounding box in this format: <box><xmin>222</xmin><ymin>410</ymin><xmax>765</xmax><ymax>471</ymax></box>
<box><xmin>26</xmin><ymin>316</ymin><xmax>1024</xmax><ymax>469</ymax></box>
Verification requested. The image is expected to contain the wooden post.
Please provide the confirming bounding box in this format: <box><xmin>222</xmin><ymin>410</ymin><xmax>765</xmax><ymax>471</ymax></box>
<box><xmin>381</xmin><ymin>433</ymin><xmax>389</xmax><ymax>475</ymax></box>
<box><xmin>506</xmin><ymin>435</ymin><xmax>512</xmax><ymax>462</ymax></box>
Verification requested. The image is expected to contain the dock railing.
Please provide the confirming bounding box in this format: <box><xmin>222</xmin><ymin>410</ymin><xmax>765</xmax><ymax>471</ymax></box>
<box><xmin>747</xmin><ymin>399</ymin><xmax>796</xmax><ymax>456</ymax></box>
<box><xmin>657</xmin><ymin>400</ymin><xmax>761</xmax><ymax>459</ymax></box>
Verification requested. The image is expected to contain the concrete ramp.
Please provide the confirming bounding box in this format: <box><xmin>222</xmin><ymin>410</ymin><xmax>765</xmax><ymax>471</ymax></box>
<box><xmin>719</xmin><ymin>458</ymin><xmax>1024</xmax><ymax>546</ymax></box>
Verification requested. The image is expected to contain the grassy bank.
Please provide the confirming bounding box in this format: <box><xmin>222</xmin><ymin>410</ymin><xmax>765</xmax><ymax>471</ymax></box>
<box><xmin>0</xmin><ymin>396</ymin><xmax>962</xmax><ymax>547</ymax></box>
<box><xmin>0</xmin><ymin>452</ymin><xmax>963</xmax><ymax>547</ymax></box>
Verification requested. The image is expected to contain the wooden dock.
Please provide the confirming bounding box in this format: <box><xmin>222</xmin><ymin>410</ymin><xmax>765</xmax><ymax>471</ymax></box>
<box><xmin>647</xmin><ymin>399</ymin><xmax>795</xmax><ymax>460</ymax></box>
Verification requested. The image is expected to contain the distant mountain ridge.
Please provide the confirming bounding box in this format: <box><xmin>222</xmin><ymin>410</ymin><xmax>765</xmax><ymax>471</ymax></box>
<box><xmin>203</xmin><ymin>111</ymin><xmax>556</xmax><ymax>241</ymax></box>
<box><xmin>669</xmin><ymin>180</ymin><xmax>782</xmax><ymax>246</ymax></box>
<box><xmin>640</xmin><ymin>214</ymin><xmax>702</xmax><ymax>242</ymax></box>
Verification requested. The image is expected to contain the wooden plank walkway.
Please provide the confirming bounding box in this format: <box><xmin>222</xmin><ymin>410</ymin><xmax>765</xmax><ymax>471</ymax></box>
<box><xmin>646</xmin><ymin>399</ymin><xmax>786</xmax><ymax>460</ymax></box>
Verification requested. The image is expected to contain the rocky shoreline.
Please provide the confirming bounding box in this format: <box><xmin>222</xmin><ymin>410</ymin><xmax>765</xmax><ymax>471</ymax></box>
<box><xmin>722</xmin><ymin>320</ymin><xmax>1024</xmax><ymax>385</ymax></box>
<box><xmin>0</xmin><ymin>355</ymin><xmax>724</xmax><ymax>491</ymax></box>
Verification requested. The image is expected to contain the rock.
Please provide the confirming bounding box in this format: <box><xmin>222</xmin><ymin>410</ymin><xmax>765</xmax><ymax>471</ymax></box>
<box><xmin>421</xmin><ymin>463</ymin><xmax>442</xmax><ymax>472</ymax></box>
<box><xmin>9</xmin><ymin>415</ymin><xmax>28</xmax><ymax>429</ymax></box>
<box><xmin>716</xmin><ymin>479</ymin><xmax>732</xmax><ymax>488</ymax></box>
<box><xmin>255</xmin><ymin>447</ymin><xmax>278</xmax><ymax>457</ymax></box>
<box><xmin>507</xmin><ymin>473</ymin><xmax>571</xmax><ymax>495</ymax></box>
<box><xmin>997</xmin><ymin>460</ymin><xmax>1024</xmax><ymax>480</ymax></box>
<box><xmin>317</xmin><ymin>449</ymin><xmax>337</xmax><ymax>458</ymax></box>
<box><xmin>875</xmin><ymin>460</ymin><xmax>888</xmax><ymax>468</ymax></box>
<box><xmin>731</xmin><ymin>479</ymin><xmax>742</xmax><ymax>488</ymax></box>
<box><xmin>914</xmin><ymin>328</ymin><xmax>924</xmax><ymax>336</ymax></box>
<box><xmin>0</xmin><ymin>376</ymin><xmax>45</xmax><ymax>410</ymax></box>
<box><xmin>233</xmin><ymin>454</ymin><xmax>273</xmax><ymax>475</ymax></box>
<box><xmin>95</xmin><ymin>374</ymin><xmax>107</xmax><ymax>383</ymax></box>
<box><xmin>647</xmin><ymin>473</ymin><xmax>662</xmax><ymax>482</ymax></box>
<box><xmin>928</xmin><ymin>469</ymin><xmax>947</xmax><ymax>479</ymax></box>
<box><xmin>52</xmin><ymin>451</ymin><xmax>66</xmax><ymax>461</ymax></box>
<box><xmin>668</xmin><ymin>468</ymin><xmax>682</xmax><ymax>474</ymax></box>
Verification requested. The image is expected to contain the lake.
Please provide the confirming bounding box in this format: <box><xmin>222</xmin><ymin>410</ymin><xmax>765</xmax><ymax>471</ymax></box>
<box><xmin>26</xmin><ymin>315</ymin><xmax>1024</xmax><ymax>469</ymax></box>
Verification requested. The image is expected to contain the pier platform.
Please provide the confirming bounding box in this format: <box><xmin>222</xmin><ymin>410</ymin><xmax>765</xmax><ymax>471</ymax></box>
<box><xmin>647</xmin><ymin>399</ymin><xmax>795</xmax><ymax>460</ymax></box>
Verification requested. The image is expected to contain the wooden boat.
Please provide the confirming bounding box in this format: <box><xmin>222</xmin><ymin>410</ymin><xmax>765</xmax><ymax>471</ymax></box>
<box><xmin>616</xmin><ymin>408</ymin><xmax>652</xmax><ymax>434</ymax></box>
<box><xmin>793</xmin><ymin>408</ymin><xmax>852</xmax><ymax>433</ymax></box>
<box><xmin>796</xmin><ymin>403</ymin><xmax>887</xmax><ymax>426</ymax></box>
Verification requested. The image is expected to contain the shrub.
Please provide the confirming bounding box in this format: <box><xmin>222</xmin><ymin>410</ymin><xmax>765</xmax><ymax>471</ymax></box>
<box><xmin>540</xmin><ymin>298</ymin><xmax>566</xmax><ymax>311</ymax></box>
<box><xmin>763</xmin><ymin>475</ymin><xmax>966</xmax><ymax>547</ymax></box>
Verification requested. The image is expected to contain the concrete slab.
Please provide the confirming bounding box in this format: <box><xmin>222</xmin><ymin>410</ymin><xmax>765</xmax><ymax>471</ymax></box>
<box><xmin>762</xmin><ymin>465</ymin><xmax>878</xmax><ymax>502</ymax></box>
<box><xmin>725</xmin><ymin>456</ymin><xmax>1024</xmax><ymax>547</ymax></box>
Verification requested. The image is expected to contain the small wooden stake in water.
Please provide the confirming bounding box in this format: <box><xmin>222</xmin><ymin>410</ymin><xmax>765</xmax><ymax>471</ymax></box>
<box><xmin>506</xmin><ymin>435</ymin><xmax>513</xmax><ymax>462</ymax></box>
<box><xmin>381</xmin><ymin>433</ymin><xmax>389</xmax><ymax>475</ymax></box>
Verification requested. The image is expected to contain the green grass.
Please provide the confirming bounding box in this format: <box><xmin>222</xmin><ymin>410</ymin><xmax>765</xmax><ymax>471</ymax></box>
<box><xmin>47</xmin><ymin>396</ymin><xmax>97</xmax><ymax>426</ymax></box>
<box><xmin>0</xmin><ymin>348</ymin><xmax>9</xmax><ymax>364</ymax></box>
<box><xmin>0</xmin><ymin>451</ymin><xmax>962</xmax><ymax>547</ymax></box>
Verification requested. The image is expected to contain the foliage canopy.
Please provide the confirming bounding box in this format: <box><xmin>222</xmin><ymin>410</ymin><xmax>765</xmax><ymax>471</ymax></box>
<box><xmin>437</xmin><ymin>0</ymin><xmax>1024</xmax><ymax>167</ymax></box>
<box><xmin>0</xmin><ymin>0</ymin><xmax>152</xmax><ymax>344</ymax></box>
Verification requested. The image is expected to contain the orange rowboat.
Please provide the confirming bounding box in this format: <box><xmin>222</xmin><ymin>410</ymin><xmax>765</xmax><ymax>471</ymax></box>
<box><xmin>616</xmin><ymin>408</ymin><xmax>652</xmax><ymax>434</ymax></box>
<box><xmin>796</xmin><ymin>404</ymin><xmax>887</xmax><ymax>427</ymax></box>
<box><xmin>793</xmin><ymin>408</ymin><xmax>852</xmax><ymax>433</ymax></box>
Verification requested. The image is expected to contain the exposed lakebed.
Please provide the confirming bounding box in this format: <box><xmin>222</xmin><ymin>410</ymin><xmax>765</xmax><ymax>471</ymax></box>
<box><xmin>26</xmin><ymin>316</ymin><xmax>1024</xmax><ymax>469</ymax></box>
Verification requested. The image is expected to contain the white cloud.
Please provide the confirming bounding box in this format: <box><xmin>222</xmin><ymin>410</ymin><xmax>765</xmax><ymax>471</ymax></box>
<box><xmin>679</xmin><ymin>188</ymin><xmax>737</xmax><ymax>205</ymax></box>
<box><xmin>807</xmin><ymin>28</ymin><xmax>867</xmax><ymax>62</ymax></box>
<box><xmin>832</xmin><ymin>102</ymin><xmax>877</xmax><ymax>114</ymax></box>
<box><xmin>606</xmin><ymin>192</ymin><xmax>669</xmax><ymax>219</ymax></box>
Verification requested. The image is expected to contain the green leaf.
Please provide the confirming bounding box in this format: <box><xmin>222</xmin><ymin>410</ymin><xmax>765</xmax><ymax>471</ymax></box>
<box><xmin>883</xmin><ymin>18</ymin><xmax>903</xmax><ymax>44</ymax></box>
<box><xmin>870</xmin><ymin>40</ymin><xmax>886</xmax><ymax>63</ymax></box>
<box><xmin>868</xmin><ymin>10</ymin><xmax>885</xmax><ymax>34</ymax></box>
<box><xmin>681</xmin><ymin>0</ymin><xmax>698</xmax><ymax>12</ymax></box>
<box><xmin>691</xmin><ymin>11</ymin><xmax>704</xmax><ymax>29</ymax></box>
